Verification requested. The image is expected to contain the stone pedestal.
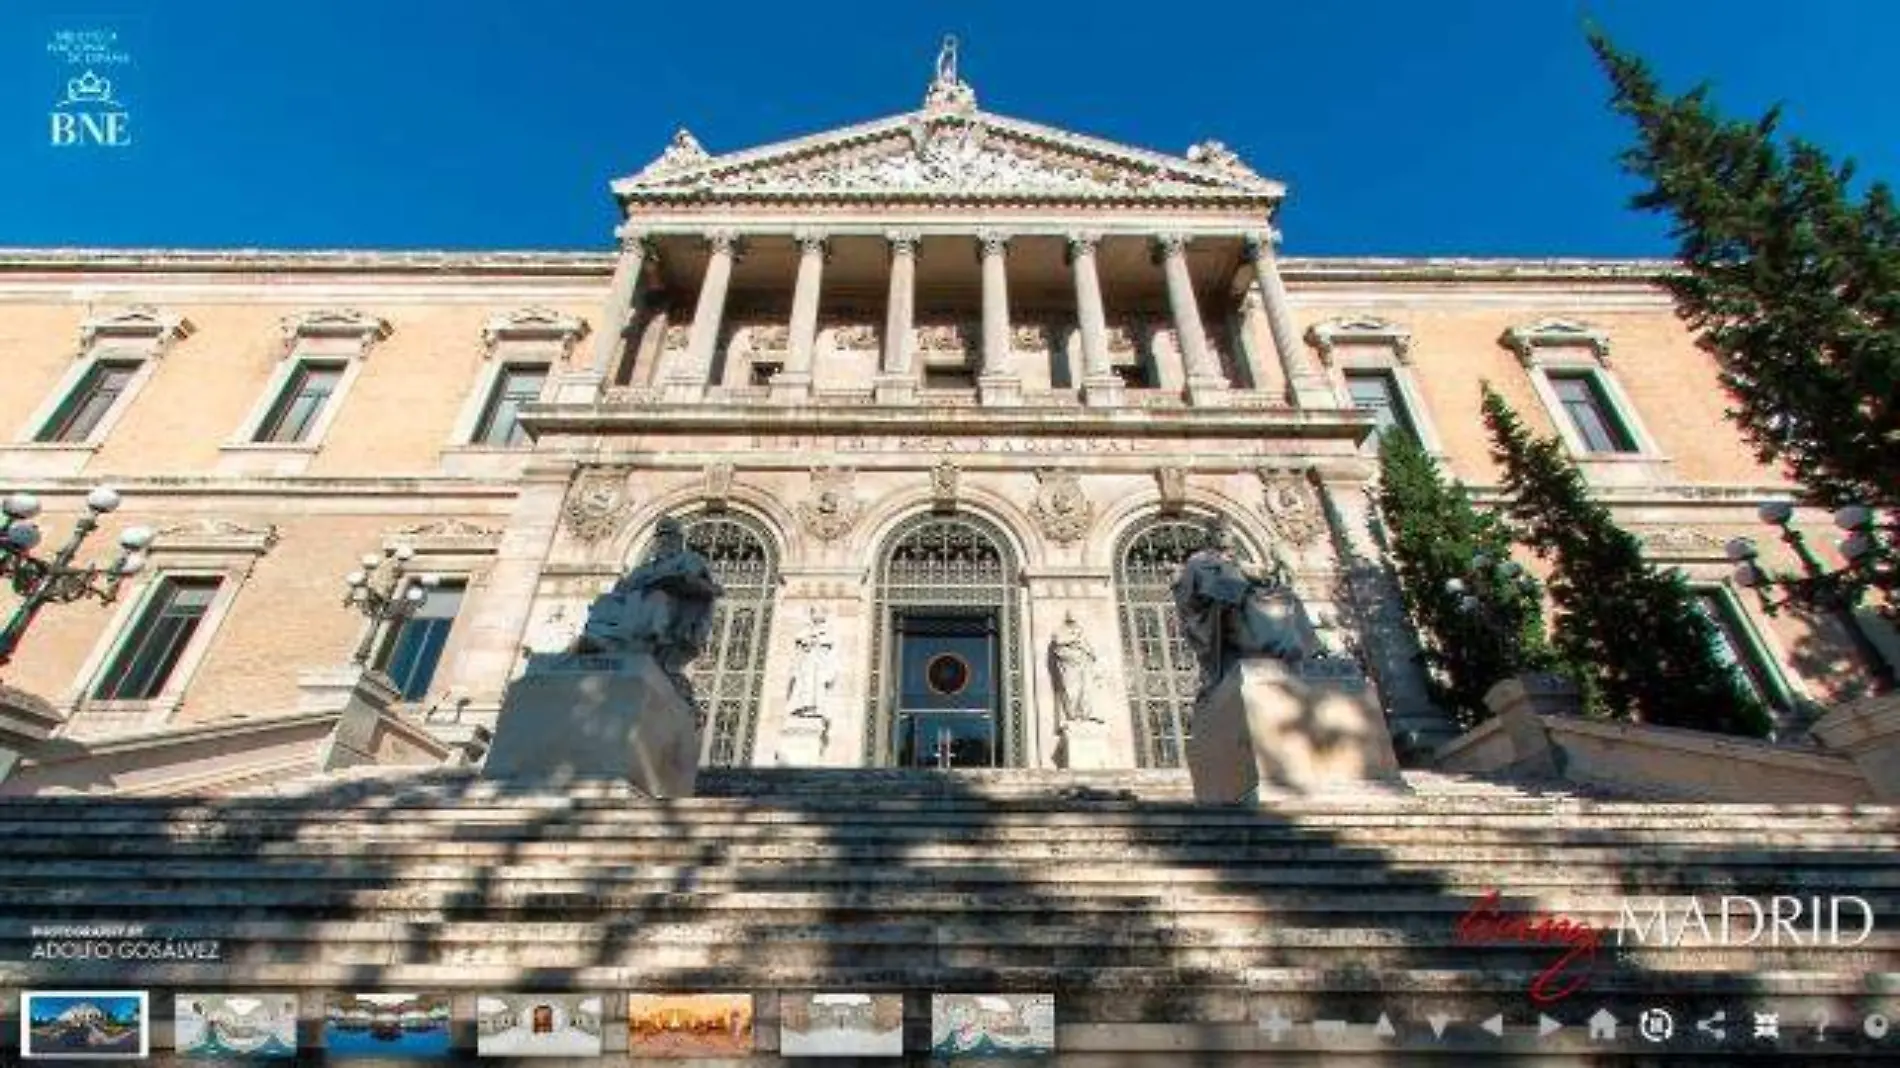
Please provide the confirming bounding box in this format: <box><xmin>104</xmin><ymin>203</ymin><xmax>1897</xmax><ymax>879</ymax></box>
<box><xmin>300</xmin><ymin>665</ymin><xmax>412</xmax><ymax>772</ymax></box>
<box><xmin>873</xmin><ymin>375</ymin><xmax>917</xmax><ymax>404</ymax></box>
<box><xmin>1185</xmin><ymin>658</ymin><xmax>1402</xmax><ymax>802</ymax></box>
<box><xmin>1467</xmin><ymin>673</ymin><xmax>1583</xmax><ymax>780</ymax></box>
<box><xmin>1079</xmin><ymin>375</ymin><xmax>1125</xmax><ymax>408</ymax></box>
<box><xmin>482</xmin><ymin>652</ymin><xmax>700</xmax><ymax>797</ymax></box>
<box><xmin>1813</xmin><ymin>693</ymin><xmax>1900</xmax><ymax>800</ymax></box>
<box><xmin>1056</xmin><ymin>719</ymin><xmax>1113</xmax><ymax>770</ymax></box>
<box><xmin>0</xmin><ymin>685</ymin><xmax>62</xmax><ymax>785</ymax></box>
<box><xmin>977</xmin><ymin>373</ymin><xmax>1022</xmax><ymax>406</ymax></box>
<box><xmin>775</xmin><ymin>715</ymin><xmax>829</xmax><ymax>767</ymax></box>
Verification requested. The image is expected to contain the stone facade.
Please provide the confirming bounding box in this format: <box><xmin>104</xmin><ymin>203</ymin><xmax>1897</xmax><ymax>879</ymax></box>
<box><xmin>0</xmin><ymin>60</ymin><xmax>1883</xmax><ymax>787</ymax></box>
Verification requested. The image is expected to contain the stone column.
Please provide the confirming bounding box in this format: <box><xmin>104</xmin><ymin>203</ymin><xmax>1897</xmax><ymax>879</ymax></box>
<box><xmin>1067</xmin><ymin>231</ymin><xmax>1121</xmax><ymax>407</ymax></box>
<box><xmin>559</xmin><ymin>231</ymin><xmax>649</xmax><ymax>401</ymax></box>
<box><xmin>976</xmin><ymin>229</ymin><xmax>1022</xmax><ymax>405</ymax></box>
<box><xmin>875</xmin><ymin>230</ymin><xmax>920</xmax><ymax>403</ymax></box>
<box><xmin>776</xmin><ymin>229</ymin><xmax>826</xmax><ymax>399</ymax></box>
<box><xmin>1244</xmin><ymin>231</ymin><xmax>1335</xmax><ymax>408</ymax></box>
<box><xmin>670</xmin><ymin>229</ymin><xmax>739</xmax><ymax>400</ymax></box>
<box><xmin>1157</xmin><ymin>233</ymin><xmax>1227</xmax><ymax>406</ymax></box>
<box><xmin>1236</xmin><ymin>290</ymin><xmax>1285</xmax><ymax>396</ymax></box>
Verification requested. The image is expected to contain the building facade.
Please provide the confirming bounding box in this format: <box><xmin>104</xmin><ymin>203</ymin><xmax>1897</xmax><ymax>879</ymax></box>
<box><xmin>0</xmin><ymin>58</ymin><xmax>1879</xmax><ymax>789</ymax></box>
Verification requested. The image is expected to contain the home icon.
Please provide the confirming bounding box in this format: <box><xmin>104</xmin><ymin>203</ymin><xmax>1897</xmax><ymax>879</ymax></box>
<box><xmin>1588</xmin><ymin>1009</ymin><xmax>1618</xmax><ymax>1041</ymax></box>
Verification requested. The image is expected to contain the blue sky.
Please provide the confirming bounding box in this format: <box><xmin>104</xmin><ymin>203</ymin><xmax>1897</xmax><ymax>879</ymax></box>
<box><xmin>2</xmin><ymin>1</ymin><xmax>1894</xmax><ymax>256</ymax></box>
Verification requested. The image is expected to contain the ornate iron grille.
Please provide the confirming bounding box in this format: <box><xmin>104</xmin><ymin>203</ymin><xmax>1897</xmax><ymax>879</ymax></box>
<box><xmin>642</xmin><ymin>512</ymin><xmax>778</xmax><ymax>767</ymax></box>
<box><xmin>863</xmin><ymin>512</ymin><xmax>1024</xmax><ymax>767</ymax></box>
<box><xmin>1114</xmin><ymin>517</ymin><xmax>1256</xmax><ymax>768</ymax></box>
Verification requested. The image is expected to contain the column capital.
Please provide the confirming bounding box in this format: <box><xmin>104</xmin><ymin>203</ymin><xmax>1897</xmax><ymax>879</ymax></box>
<box><xmin>1241</xmin><ymin>229</ymin><xmax>1285</xmax><ymax>261</ymax></box>
<box><xmin>1152</xmin><ymin>232</ymin><xmax>1190</xmax><ymax>262</ymax></box>
<box><xmin>976</xmin><ymin>229</ymin><xmax>1012</xmax><ymax>258</ymax></box>
<box><xmin>1064</xmin><ymin>231</ymin><xmax>1103</xmax><ymax>263</ymax></box>
<box><xmin>793</xmin><ymin>228</ymin><xmax>831</xmax><ymax>257</ymax></box>
<box><xmin>885</xmin><ymin>229</ymin><xmax>921</xmax><ymax>256</ymax></box>
<box><xmin>706</xmin><ymin>229</ymin><xmax>745</xmax><ymax>257</ymax></box>
<box><xmin>616</xmin><ymin>230</ymin><xmax>653</xmax><ymax>254</ymax></box>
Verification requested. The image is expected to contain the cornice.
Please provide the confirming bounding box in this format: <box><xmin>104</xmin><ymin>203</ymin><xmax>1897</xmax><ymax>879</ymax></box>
<box><xmin>0</xmin><ymin>248</ymin><xmax>1682</xmax><ymax>286</ymax></box>
<box><xmin>519</xmin><ymin>401</ymin><xmax>1371</xmax><ymax>442</ymax></box>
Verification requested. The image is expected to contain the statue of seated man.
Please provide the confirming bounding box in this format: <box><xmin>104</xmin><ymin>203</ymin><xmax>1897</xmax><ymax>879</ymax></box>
<box><xmin>573</xmin><ymin>516</ymin><xmax>725</xmax><ymax>700</ymax></box>
<box><xmin>1171</xmin><ymin>516</ymin><xmax>1319</xmax><ymax>701</ymax></box>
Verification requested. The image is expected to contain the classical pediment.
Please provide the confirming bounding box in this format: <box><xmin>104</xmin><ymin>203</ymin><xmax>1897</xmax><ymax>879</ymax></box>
<box><xmin>615</xmin><ymin>111</ymin><xmax>1283</xmax><ymax>204</ymax></box>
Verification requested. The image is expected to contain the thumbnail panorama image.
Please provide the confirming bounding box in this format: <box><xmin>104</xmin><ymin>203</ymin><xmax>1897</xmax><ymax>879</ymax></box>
<box><xmin>321</xmin><ymin>993</ymin><xmax>452</xmax><ymax>1058</ymax></box>
<box><xmin>22</xmin><ymin>992</ymin><xmax>148</xmax><ymax>1060</ymax></box>
<box><xmin>174</xmin><ymin>993</ymin><xmax>299</xmax><ymax>1058</ymax></box>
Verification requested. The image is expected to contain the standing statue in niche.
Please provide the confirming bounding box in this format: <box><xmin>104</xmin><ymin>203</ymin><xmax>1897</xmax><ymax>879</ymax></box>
<box><xmin>1048</xmin><ymin>611</ymin><xmax>1103</xmax><ymax>726</ymax></box>
<box><xmin>573</xmin><ymin>515</ymin><xmax>725</xmax><ymax>703</ymax></box>
<box><xmin>785</xmin><ymin>606</ymin><xmax>839</xmax><ymax>722</ymax></box>
<box><xmin>1170</xmin><ymin>516</ymin><xmax>1318</xmax><ymax>703</ymax></box>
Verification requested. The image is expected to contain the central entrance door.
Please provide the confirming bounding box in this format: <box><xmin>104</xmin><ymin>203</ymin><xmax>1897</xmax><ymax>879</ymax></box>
<box><xmin>894</xmin><ymin>612</ymin><xmax>1000</xmax><ymax>768</ymax></box>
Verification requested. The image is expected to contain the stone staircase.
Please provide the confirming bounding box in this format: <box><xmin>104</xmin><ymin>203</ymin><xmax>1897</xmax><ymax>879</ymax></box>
<box><xmin>0</xmin><ymin>767</ymin><xmax>1896</xmax><ymax>1063</ymax></box>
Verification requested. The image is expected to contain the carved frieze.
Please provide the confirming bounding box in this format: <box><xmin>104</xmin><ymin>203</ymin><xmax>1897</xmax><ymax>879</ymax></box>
<box><xmin>661</xmin><ymin>324</ymin><xmax>691</xmax><ymax>352</ymax></box>
<box><xmin>828</xmin><ymin>324</ymin><xmax>879</xmax><ymax>351</ymax></box>
<box><xmin>153</xmin><ymin>518</ymin><xmax>281</xmax><ymax>554</ymax></box>
<box><xmin>1633</xmin><ymin>526</ymin><xmax>1729</xmax><ymax>559</ymax></box>
<box><xmin>1258</xmin><ymin>468</ymin><xmax>1328</xmax><ymax>548</ymax></box>
<box><xmin>742</xmin><ymin>324</ymin><xmax>790</xmax><ymax>353</ymax></box>
<box><xmin>563</xmin><ymin>468</ymin><xmax>632</xmax><ymax>543</ymax></box>
<box><xmin>393</xmin><ymin>518</ymin><xmax>503</xmax><ymax>541</ymax></box>
<box><xmin>915</xmin><ymin>323</ymin><xmax>973</xmax><ymax>354</ymax></box>
<box><xmin>481</xmin><ymin>306</ymin><xmax>590</xmax><ymax>358</ymax></box>
<box><xmin>795</xmin><ymin>467</ymin><xmax>863</xmax><ymax>543</ymax></box>
<box><xmin>1029</xmin><ymin>470</ymin><xmax>1093</xmax><ymax>546</ymax></box>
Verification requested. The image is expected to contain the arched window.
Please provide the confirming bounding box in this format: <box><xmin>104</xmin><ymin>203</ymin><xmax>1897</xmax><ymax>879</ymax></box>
<box><xmin>1113</xmin><ymin>516</ymin><xmax>1256</xmax><ymax>768</ymax></box>
<box><xmin>642</xmin><ymin>511</ymin><xmax>779</xmax><ymax>767</ymax></box>
<box><xmin>863</xmin><ymin>512</ymin><xmax>1025</xmax><ymax>767</ymax></box>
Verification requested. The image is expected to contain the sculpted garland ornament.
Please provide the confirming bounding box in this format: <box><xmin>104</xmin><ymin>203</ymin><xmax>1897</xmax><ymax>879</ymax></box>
<box><xmin>1030</xmin><ymin>470</ymin><xmax>1093</xmax><ymax>545</ymax></box>
<box><xmin>796</xmin><ymin>467</ymin><xmax>863</xmax><ymax>543</ymax></box>
<box><xmin>563</xmin><ymin>469</ymin><xmax>633</xmax><ymax>543</ymax></box>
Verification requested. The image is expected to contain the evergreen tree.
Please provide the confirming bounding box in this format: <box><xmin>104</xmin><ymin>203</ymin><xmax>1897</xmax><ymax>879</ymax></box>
<box><xmin>1376</xmin><ymin>432</ymin><xmax>1560</xmax><ymax>729</ymax></box>
<box><xmin>1482</xmin><ymin>385</ymin><xmax>1770</xmax><ymax>737</ymax></box>
<box><xmin>1590</xmin><ymin>31</ymin><xmax>1898</xmax><ymax>615</ymax></box>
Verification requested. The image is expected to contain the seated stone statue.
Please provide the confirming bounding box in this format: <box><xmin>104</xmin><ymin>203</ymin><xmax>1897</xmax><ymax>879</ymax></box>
<box><xmin>572</xmin><ymin>516</ymin><xmax>724</xmax><ymax>702</ymax></box>
<box><xmin>1171</xmin><ymin>517</ymin><xmax>1319</xmax><ymax>701</ymax></box>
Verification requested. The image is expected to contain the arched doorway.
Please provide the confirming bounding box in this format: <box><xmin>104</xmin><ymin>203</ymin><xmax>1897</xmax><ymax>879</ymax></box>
<box><xmin>639</xmin><ymin>511</ymin><xmax>779</xmax><ymax>767</ymax></box>
<box><xmin>1113</xmin><ymin>515</ymin><xmax>1257</xmax><ymax>768</ymax></box>
<box><xmin>863</xmin><ymin>512</ymin><xmax>1025</xmax><ymax>768</ymax></box>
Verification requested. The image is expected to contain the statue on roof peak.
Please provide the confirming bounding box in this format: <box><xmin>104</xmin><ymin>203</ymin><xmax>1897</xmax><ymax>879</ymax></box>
<box><xmin>924</xmin><ymin>34</ymin><xmax>977</xmax><ymax>114</ymax></box>
<box><xmin>639</xmin><ymin>127</ymin><xmax>710</xmax><ymax>177</ymax></box>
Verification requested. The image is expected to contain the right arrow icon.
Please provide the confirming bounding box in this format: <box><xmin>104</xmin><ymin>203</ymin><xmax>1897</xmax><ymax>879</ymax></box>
<box><xmin>1539</xmin><ymin>1014</ymin><xmax>1564</xmax><ymax>1038</ymax></box>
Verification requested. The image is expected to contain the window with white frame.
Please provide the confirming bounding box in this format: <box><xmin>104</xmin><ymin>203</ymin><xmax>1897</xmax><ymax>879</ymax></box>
<box><xmin>60</xmin><ymin>518</ymin><xmax>280</xmax><ymax>740</ymax></box>
<box><xmin>1690</xmin><ymin>585</ymin><xmax>1793</xmax><ymax>717</ymax></box>
<box><xmin>374</xmin><ymin>579</ymin><xmax>467</xmax><ymax>700</ymax></box>
<box><xmin>227</xmin><ymin>309</ymin><xmax>390</xmax><ymax>459</ymax></box>
<box><xmin>1503</xmin><ymin>319</ymin><xmax>1660</xmax><ymax>459</ymax></box>
<box><xmin>1306</xmin><ymin>315</ymin><xmax>1442</xmax><ymax>453</ymax></box>
<box><xmin>1344</xmin><ymin>369</ymin><xmax>1418</xmax><ymax>443</ymax></box>
<box><xmin>91</xmin><ymin>576</ymin><xmax>220</xmax><ymax>701</ymax></box>
<box><xmin>448</xmin><ymin>308</ymin><xmax>586</xmax><ymax>452</ymax></box>
<box><xmin>37</xmin><ymin>358</ymin><xmax>142</xmax><ymax>443</ymax></box>
<box><xmin>254</xmin><ymin>360</ymin><xmax>347</xmax><ymax>443</ymax></box>
<box><xmin>16</xmin><ymin>307</ymin><xmax>192</xmax><ymax>463</ymax></box>
<box><xmin>471</xmin><ymin>365</ymin><xmax>548</xmax><ymax>446</ymax></box>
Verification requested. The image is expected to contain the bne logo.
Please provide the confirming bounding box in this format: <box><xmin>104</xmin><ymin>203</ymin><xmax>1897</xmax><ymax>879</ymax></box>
<box><xmin>51</xmin><ymin>69</ymin><xmax>131</xmax><ymax>147</ymax></box>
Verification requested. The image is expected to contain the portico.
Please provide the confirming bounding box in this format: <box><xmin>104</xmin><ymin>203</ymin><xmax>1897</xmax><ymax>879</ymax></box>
<box><xmin>498</xmin><ymin>42</ymin><xmax>1453</xmax><ymax>773</ymax></box>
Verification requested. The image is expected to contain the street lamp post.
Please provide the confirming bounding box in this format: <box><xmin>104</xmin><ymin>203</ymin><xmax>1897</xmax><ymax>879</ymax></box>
<box><xmin>342</xmin><ymin>544</ymin><xmax>439</xmax><ymax>670</ymax></box>
<box><xmin>1444</xmin><ymin>552</ymin><xmax>1543</xmax><ymax>672</ymax></box>
<box><xmin>1726</xmin><ymin>500</ymin><xmax>1896</xmax><ymax>693</ymax></box>
<box><xmin>0</xmin><ymin>486</ymin><xmax>155</xmax><ymax>669</ymax></box>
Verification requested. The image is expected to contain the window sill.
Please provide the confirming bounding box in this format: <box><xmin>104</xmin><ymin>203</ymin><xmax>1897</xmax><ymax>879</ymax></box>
<box><xmin>438</xmin><ymin>445</ymin><xmax>532</xmax><ymax>478</ymax></box>
<box><xmin>217</xmin><ymin>441</ymin><xmax>320</xmax><ymax>477</ymax></box>
<box><xmin>1572</xmin><ymin>452</ymin><xmax>1676</xmax><ymax>489</ymax></box>
<box><xmin>0</xmin><ymin>441</ymin><xmax>100</xmax><ymax>478</ymax></box>
<box><xmin>59</xmin><ymin>697</ymin><xmax>178</xmax><ymax>741</ymax></box>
